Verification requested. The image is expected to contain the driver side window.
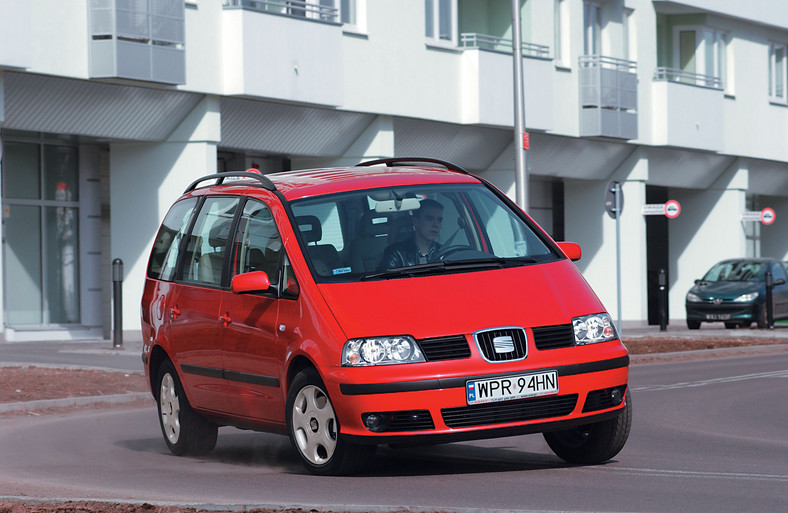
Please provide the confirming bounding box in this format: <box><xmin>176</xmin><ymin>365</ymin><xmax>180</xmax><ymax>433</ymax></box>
<box><xmin>231</xmin><ymin>199</ymin><xmax>282</xmax><ymax>287</ymax></box>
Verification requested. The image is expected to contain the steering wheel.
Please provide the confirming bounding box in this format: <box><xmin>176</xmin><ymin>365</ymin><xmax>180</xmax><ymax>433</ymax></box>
<box><xmin>434</xmin><ymin>244</ymin><xmax>475</xmax><ymax>261</ymax></box>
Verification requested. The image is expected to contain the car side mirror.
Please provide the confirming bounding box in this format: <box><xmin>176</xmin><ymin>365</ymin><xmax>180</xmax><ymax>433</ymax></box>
<box><xmin>231</xmin><ymin>271</ymin><xmax>271</xmax><ymax>294</ymax></box>
<box><xmin>775</xmin><ymin>278</ymin><xmax>786</xmax><ymax>287</ymax></box>
<box><xmin>557</xmin><ymin>242</ymin><xmax>581</xmax><ymax>261</ymax></box>
<box><xmin>694</xmin><ymin>279</ymin><xmax>701</xmax><ymax>285</ymax></box>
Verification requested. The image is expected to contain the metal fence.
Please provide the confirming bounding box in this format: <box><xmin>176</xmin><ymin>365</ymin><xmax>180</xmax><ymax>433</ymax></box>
<box><xmin>223</xmin><ymin>0</ymin><xmax>339</xmax><ymax>23</ymax></box>
<box><xmin>460</xmin><ymin>33</ymin><xmax>550</xmax><ymax>60</ymax></box>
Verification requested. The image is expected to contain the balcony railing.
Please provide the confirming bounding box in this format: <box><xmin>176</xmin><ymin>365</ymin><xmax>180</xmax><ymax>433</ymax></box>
<box><xmin>579</xmin><ymin>55</ymin><xmax>638</xmax><ymax>139</ymax></box>
<box><xmin>224</xmin><ymin>0</ymin><xmax>339</xmax><ymax>23</ymax></box>
<box><xmin>653</xmin><ymin>67</ymin><xmax>722</xmax><ymax>90</ymax></box>
<box><xmin>460</xmin><ymin>33</ymin><xmax>550</xmax><ymax>60</ymax></box>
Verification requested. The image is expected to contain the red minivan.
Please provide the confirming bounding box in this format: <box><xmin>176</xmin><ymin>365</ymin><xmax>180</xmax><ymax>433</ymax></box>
<box><xmin>141</xmin><ymin>158</ymin><xmax>631</xmax><ymax>475</ymax></box>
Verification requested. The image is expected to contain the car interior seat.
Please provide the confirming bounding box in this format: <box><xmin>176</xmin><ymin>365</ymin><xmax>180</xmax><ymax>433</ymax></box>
<box><xmin>198</xmin><ymin>219</ymin><xmax>231</xmax><ymax>284</ymax></box>
<box><xmin>349</xmin><ymin>211</ymin><xmax>391</xmax><ymax>272</ymax></box>
<box><xmin>295</xmin><ymin>215</ymin><xmax>340</xmax><ymax>275</ymax></box>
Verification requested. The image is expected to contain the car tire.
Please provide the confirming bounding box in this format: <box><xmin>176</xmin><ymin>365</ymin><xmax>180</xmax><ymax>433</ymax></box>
<box><xmin>543</xmin><ymin>391</ymin><xmax>632</xmax><ymax>465</ymax></box>
<box><xmin>686</xmin><ymin>320</ymin><xmax>701</xmax><ymax>330</ymax></box>
<box><xmin>724</xmin><ymin>322</ymin><xmax>738</xmax><ymax>329</ymax></box>
<box><xmin>156</xmin><ymin>360</ymin><xmax>218</xmax><ymax>456</ymax></box>
<box><xmin>286</xmin><ymin>368</ymin><xmax>375</xmax><ymax>475</ymax></box>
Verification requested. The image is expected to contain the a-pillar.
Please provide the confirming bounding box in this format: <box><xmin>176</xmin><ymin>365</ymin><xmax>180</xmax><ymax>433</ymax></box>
<box><xmin>110</xmin><ymin>96</ymin><xmax>221</xmax><ymax>339</ymax></box>
<box><xmin>669</xmin><ymin>159</ymin><xmax>748</xmax><ymax>321</ymax></box>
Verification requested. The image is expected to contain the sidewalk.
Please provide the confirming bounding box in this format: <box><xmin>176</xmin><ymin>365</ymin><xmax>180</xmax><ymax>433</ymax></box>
<box><xmin>0</xmin><ymin>338</ymin><xmax>144</xmax><ymax>373</ymax></box>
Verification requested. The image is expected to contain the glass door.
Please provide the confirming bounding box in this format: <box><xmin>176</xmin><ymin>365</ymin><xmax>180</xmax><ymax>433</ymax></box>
<box><xmin>2</xmin><ymin>140</ymin><xmax>80</xmax><ymax>326</ymax></box>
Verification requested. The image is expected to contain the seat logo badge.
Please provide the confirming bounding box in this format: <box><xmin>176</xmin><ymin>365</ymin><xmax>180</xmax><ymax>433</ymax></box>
<box><xmin>493</xmin><ymin>335</ymin><xmax>515</xmax><ymax>354</ymax></box>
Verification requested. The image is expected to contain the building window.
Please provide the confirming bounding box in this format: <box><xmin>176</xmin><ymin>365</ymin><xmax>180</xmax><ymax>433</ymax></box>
<box><xmin>672</xmin><ymin>26</ymin><xmax>727</xmax><ymax>89</ymax></box>
<box><xmin>769</xmin><ymin>42</ymin><xmax>787</xmax><ymax>102</ymax></box>
<box><xmin>2</xmin><ymin>140</ymin><xmax>81</xmax><ymax>326</ymax></box>
<box><xmin>340</xmin><ymin>0</ymin><xmax>355</xmax><ymax>25</ymax></box>
<box><xmin>583</xmin><ymin>1</ymin><xmax>602</xmax><ymax>56</ymax></box>
<box><xmin>425</xmin><ymin>0</ymin><xmax>455</xmax><ymax>44</ymax></box>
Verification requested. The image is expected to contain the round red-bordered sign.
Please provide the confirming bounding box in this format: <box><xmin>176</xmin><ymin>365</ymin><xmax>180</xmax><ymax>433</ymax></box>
<box><xmin>760</xmin><ymin>207</ymin><xmax>776</xmax><ymax>225</ymax></box>
<box><xmin>664</xmin><ymin>200</ymin><xmax>681</xmax><ymax>219</ymax></box>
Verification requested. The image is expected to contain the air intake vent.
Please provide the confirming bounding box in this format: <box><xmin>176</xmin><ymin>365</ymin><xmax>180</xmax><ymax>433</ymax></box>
<box><xmin>474</xmin><ymin>328</ymin><xmax>528</xmax><ymax>362</ymax></box>
<box><xmin>442</xmin><ymin>394</ymin><xmax>578</xmax><ymax>428</ymax></box>
<box><xmin>532</xmin><ymin>324</ymin><xmax>574</xmax><ymax>350</ymax></box>
<box><xmin>418</xmin><ymin>335</ymin><xmax>471</xmax><ymax>361</ymax></box>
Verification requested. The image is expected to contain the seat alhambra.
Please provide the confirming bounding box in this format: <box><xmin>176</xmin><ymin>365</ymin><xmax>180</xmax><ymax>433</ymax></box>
<box><xmin>141</xmin><ymin>158</ymin><xmax>631</xmax><ymax>475</ymax></box>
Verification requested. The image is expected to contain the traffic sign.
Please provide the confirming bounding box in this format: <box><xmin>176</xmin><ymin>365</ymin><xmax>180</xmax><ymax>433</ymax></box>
<box><xmin>741</xmin><ymin>208</ymin><xmax>776</xmax><ymax>225</ymax></box>
<box><xmin>604</xmin><ymin>181</ymin><xmax>623</xmax><ymax>219</ymax></box>
<box><xmin>664</xmin><ymin>200</ymin><xmax>681</xmax><ymax>219</ymax></box>
<box><xmin>642</xmin><ymin>200</ymin><xmax>681</xmax><ymax>218</ymax></box>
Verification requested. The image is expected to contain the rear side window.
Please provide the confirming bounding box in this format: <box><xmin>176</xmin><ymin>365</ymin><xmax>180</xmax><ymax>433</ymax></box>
<box><xmin>181</xmin><ymin>197</ymin><xmax>240</xmax><ymax>285</ymax></box>
<box><xmin>148</xmin><ymin>198</ymin><xmax>198</xmax><ymax>281</ymax></box>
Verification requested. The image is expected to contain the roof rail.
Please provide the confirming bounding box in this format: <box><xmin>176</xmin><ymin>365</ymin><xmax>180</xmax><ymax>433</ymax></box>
<box><xmin>184</xmin><ymin>171</ymin><xmax>276</xmax><ymax>194</ymax></box>
<box><xmin>357</xmin><ymin>157</ymin><xmax>470</xmax><ymax>175</ymax></box>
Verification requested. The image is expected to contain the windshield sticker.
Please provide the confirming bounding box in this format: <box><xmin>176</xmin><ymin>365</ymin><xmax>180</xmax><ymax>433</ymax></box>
<box><xmin>333</xmin><ymin>267</ymin><xmax>352</xmax><ymax>275</ymax></box>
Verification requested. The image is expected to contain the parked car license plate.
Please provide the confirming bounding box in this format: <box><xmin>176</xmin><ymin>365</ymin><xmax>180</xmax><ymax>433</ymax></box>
<box><xmin>466</xmin><ymin>371</ymin><xmax>558</xmax><ymax>405</ymax></box>
<box><xmin>706</xmin><ymin>313</ymin><xmax>731</xmax><ymax>320</ymax></box>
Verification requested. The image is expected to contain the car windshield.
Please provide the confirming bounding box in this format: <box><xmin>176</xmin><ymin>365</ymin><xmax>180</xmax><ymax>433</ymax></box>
<box><xmin>289</xmin><ymin>183</ymin><xmax>559</xmax><ymax>282</ymax></box>
<box><xmin>702</xmin><ymin>261</ymin><xmax>766</xmax><ymax>282</ymax></box>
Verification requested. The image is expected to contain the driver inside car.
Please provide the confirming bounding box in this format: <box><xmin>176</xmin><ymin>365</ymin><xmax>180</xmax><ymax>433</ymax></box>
<box><xmin>378</xmin><ymin>198</ymin><xmax>443</xmax><ymax>269</ymax></box>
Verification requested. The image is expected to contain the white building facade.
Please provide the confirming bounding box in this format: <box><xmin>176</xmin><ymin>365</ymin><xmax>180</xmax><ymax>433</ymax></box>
<box><xmin>1</xmin><ymin>0</ymin><xmax>788</xmax><ymax>341</ymax></box>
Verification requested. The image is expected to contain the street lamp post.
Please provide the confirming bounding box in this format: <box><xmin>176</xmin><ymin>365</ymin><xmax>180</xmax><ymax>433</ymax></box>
<box><xmin>511</xmin><ymin>0</ymin><xmax>528</xmax><ymax>211</ymax></box>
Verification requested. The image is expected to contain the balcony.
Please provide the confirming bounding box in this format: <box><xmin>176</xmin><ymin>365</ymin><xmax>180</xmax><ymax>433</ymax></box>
<box><xmin>652</xmin><ymin>67</ymin><xmax>724</xmax><ymax>152</ymax></box>
<box><xmin>89</xmin><ymin>0</ymin><xmax>185</xmax><ymax>85</ymax></box>
<box><xmin>222</xmin><ymin>0</ymin><xmax>343</xmax><ymax>106</ymax></box>
<box><xmin>579</xmin><ymin>56</ymin><xmax>638</xmax><ymax>140</ymax></box>
<box><xmin>460</xmin><ymin>33</ymin><xmax>553</xmax><ymax>130</ymax></box>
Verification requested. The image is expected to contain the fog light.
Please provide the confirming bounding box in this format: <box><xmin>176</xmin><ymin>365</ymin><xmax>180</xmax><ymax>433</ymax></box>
<box><xmin>610</xmin><ymin>388</ymin><xmax>624</xmax><ymax>406</ymax></box>
<box><xmin>363</xmin><ymin>413</ymin><xmax>389</xmax><ymax>432</ymax></box>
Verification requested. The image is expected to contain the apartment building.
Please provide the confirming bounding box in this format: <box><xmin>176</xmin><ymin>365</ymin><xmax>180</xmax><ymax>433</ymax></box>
<box><xmin>1</xmin><ymin>0</ymin><xmax>787</xmax><ymax>341</ymax></box>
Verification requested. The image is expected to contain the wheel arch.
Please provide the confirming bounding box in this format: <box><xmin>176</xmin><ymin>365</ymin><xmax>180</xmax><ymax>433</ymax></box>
<box><xmin>148</xmin><ymin>345</ymin><xmax>173</xmax><ymax>400</ymax></box>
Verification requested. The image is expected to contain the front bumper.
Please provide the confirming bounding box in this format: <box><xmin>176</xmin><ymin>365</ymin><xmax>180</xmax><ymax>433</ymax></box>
<box><xmin>327</xmin><ymin>353</ymin><xmax>629</xmax><ymax>443</ymax></box>
<box><xmin>685</xmin><ymin>302</ymin><xmax>759</xmax><ymax>322</ymax></box>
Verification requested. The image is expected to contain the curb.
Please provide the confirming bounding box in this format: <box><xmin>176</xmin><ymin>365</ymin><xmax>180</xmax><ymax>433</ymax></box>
<box><xmin>0</xmin><ymin>393</ymin><xmax>151</xmax><ymax>414</ymax></box>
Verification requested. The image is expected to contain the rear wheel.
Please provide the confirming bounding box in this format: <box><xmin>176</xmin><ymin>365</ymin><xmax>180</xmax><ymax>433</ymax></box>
<box><xmin>286</xmin><ymin>368</ymin><xmax>375</xmax><ymax>475</ymax></box>
<box><xmin>686</xmin><ymin>320</ymin><xmax>701</xmax><ymax>329</ymax></box>
<box><xmin>544</xmin><ymin>391</ymin><xmax>632</xmax><ymax>464</ymax></box>
<box><xmin>156</xmin><ymin>360</ymin><xmax>217</xmax><ymax>456</ymax></box>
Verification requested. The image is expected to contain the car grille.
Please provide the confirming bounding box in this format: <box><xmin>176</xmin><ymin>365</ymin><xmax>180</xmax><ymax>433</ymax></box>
<box><xmin>388</xmin><ymin>410</ymin><xmax>435</xmax><ymax>431</ymax></box>
<box><xmin>441</xmin><ymin>394</ymin><xmax>578</xmax><ymax>428</ymax></box>
<box><xmin>532</xmin><ymin>324</ymin><xmax>575</xmax><ymax>350</ymax></box>
<box><xmin>474</xmin><ymin>328</ymin><xmax>528</xmax><ymax>362</ymax></box>
<box><xmin>582</xmin><ymin>386</ymin><xmax>627</xmax><ymax>413</ymax></box>
<box><xmin>417</xmin><ymin>335</ymin><xmax>471</xmax><ymax>361</ymax></box>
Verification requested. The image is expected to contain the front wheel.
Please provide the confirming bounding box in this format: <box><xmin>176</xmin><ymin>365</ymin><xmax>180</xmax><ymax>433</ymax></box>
<box><xmin>687</xmin><ymin>319</ymin><xmax>701</xmax><ymax>330</ymax></box>
<box><xmin>156</xmin><ymin>360</ymin><xmax>217</xmax><ymax>456</ymax></box>
<box><xmin>286</xmin><ymin>368</ymin><xmax>375</xmax><ymax>475</ymax></box>
<box><xmin>544</xmin><ymin>391</ymin><xmax>632</xmax><ymax>464</ymax></box>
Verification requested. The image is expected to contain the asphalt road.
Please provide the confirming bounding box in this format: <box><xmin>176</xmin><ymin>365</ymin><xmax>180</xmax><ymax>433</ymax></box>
<box><xmin>1</xmin><ymin>352</ymin><xmax>786</xmax><ymax>513</ymax></box>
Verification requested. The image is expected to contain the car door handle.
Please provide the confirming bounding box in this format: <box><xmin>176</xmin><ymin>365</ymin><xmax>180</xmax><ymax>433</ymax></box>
<box><xmin>219</xmin><ymin>314</ymin><xmax>232</xmax><ymax>327</ymax></box>
<box><xmin>169</xmin><ymin>306</ymin><xmax>180</xmax><ymax>319</ymax></box>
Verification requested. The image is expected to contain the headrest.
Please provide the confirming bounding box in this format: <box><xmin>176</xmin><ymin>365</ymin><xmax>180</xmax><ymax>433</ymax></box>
<box><xmin>208</xmin><ymin>219</ymin><xmax>232</xmax><ymax>248</ymax></box>
<box><xmin>358</xmin><ymin>212</ymin><xmax>390</xmax><ymax>237</ymax></box>
<box><xmin>296</xmin><ymin>215</ymin><xmax>322</xmax><ymax>243</ymax></box>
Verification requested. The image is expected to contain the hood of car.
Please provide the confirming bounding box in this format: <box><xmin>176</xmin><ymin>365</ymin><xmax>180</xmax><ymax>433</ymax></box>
<box><xmin>317</xmin><ymin>259</ymin><xmax>605</xmax><ymax>339</ymax></box>
<box><xmin>689</xmin><ymin>280</ymin><xmax>762</xmax><ymax>300</ymax></box>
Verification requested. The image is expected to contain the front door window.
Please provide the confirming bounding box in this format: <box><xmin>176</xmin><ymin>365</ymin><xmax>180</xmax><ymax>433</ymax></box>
<box><xmin>2</xmin><ymin>141</ymin><xmax>80</xmax><ymax>325</ymax></box>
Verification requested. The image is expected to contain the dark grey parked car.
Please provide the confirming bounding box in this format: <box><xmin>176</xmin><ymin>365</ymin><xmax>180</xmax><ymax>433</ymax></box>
<box><xmin>685</xmin><ymin>258</ymin><xmax>788</xmax><ymax>329</ymax></box>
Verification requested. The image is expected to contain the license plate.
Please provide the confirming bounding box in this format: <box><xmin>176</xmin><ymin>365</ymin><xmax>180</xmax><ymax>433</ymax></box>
<box><xmin>706</xmin><ymin>313</ymin><xmax>731</xmax><ymax>320</ymax></box>
<box><xmin>466</xmin><ymin>371</ymin><xmax>558</xmax><ymax>405</ymax></box>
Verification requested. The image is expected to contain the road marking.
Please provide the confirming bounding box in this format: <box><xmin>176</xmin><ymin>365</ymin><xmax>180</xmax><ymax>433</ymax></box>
<box><xmin>632</xmin><ymin>369</ymin><xmax>788</xmax><ymax>392</ymax></box>
<box><xmin>597</xmin><ymin>466</ymin><xmax>788</xmax><ymax>483</ymax></box>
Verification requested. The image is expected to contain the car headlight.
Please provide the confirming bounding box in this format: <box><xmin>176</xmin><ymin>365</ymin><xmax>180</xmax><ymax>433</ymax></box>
<box><xmin>342</xmin><ymin>336</ymin><xmax>425</xmax><ymax>366</ymax></box>
<box><xmin>733</xmin><ymin>292</ymin><xmax>759</xmax><ymax>302</ymax></box>
<box><xmin>686</xmin><ymin>292</ymin><xmax>702</xmax><ymax>303</ymax></box>
<box><xmin>573</xmin><ymin>313</ymin><xmax>618</xmax><ymax>345</ymax></box>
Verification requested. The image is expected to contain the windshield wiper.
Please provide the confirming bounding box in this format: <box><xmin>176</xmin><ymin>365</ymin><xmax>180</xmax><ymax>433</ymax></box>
<box><xmin>360</xmin><ymin>257</ymin><xmax>538</xmax><ymax>280</ymax></box>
